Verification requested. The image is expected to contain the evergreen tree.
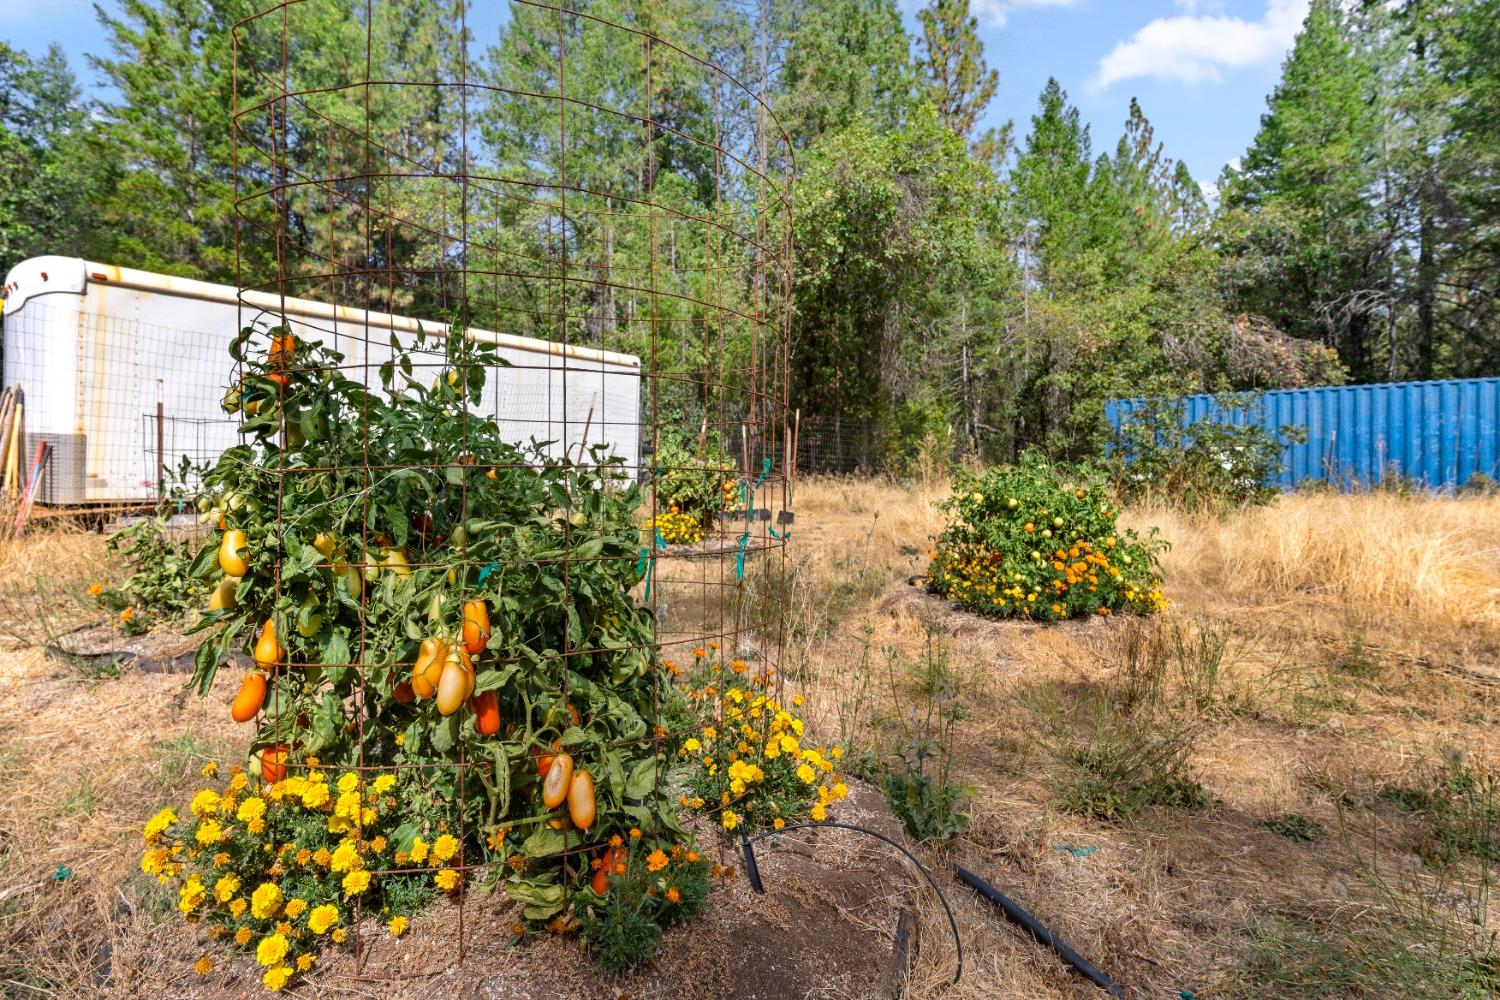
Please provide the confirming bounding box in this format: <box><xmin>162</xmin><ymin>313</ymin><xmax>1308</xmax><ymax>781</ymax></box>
<box><xmin>916</xmin><ymin>0</ymin><xmax>998</xmax><ymax>139</ymax></box>
<box><xmin>0</xmin><ymin>43</ymin><xmax>115</xmax><ymax>265</ymax></box>
<box><xmin>1219</xmin><ymin>0</ymin><xmax>1384</xmax><ymax>377</ymax></box>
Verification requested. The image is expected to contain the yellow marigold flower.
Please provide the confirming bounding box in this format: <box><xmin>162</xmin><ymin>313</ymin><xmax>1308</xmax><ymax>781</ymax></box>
<box><xmin>431</xmin><ymin>834</ymin><xmax>459</xmax><ymax>863</ymax></box>
<box><xmin>372</xmin><ymin>774</ymin><xmax>396</xmax><ymax>795</ymax></box>
<box><xmin>247</xmin><ymin>817</ymin><xmax>266</xmax><ymax>835</ymax></box>
<box><xmin>774</xmin><ymin>817</ymin><xmax>785</xmax><ymax>830</ymax></box>
<box><xmin>177</xmin><ymin>875</ymin><xmax>206</xmax><ymax>913</ymax></box>
<box><xmin>236</xmin><ymin>796</ymin><xmax>267</xmax><ymax>824</ymax></box>
<box><xmin>810</xmin><ymin>802</ymin><xmax>827</xmax><ymax>822</ymax></box>
<box><xmin>194</xmin><ymin>820</ymin><xmax>223</xmax><ymax>846</ymax></box>
<box><xmin>701</xmin><ymin>726</ymin><xmax>716</xmax><ymax>741</ymax></box>
<box><xmin>331</xmin><ymin>928</ymin><xmax>347</xmax><ymax>943</ymax></box>
<box><xmin>255</xmin><ymin>933</ymin><xmax>289</xmax><ymax>967</ymax></box>
<box><xmin>189</xmin><ymin>790</ymin><xmax>221</xmax><ymax>817</ymax></box>
<box><xmin>792</xmin><ymin>694</ymin><xmax>804</xmax><ymax>707</ymax></box>
<box><xmin>307</xmin><ymin>903</ymin><xmax>340</xmax><ymax>935</ymax></box>
<box><xmin>721</xmin><ymin>810</ymin><xmax>740</xmax><ymax>831</ymax></box>
<box><xmin>388</xmin><ymin>915</ymin><xmax>408</xmax><ymax>937</ymax></box>
<box><xmin>831</xmin><ymin>746</ymin><xmax>843</xmax><ymax>761</ymax></box>
<box><xmin>370</xmin><ymin>835</ymin><xmax>387</xmax><ymax>853</ymax></box>
<box><xmin>194</xmin><ymin>955</ymin><xmax>213</xmax><ymax>975</ymax></box>
<box><xmin>278</xmin><ymin>898</ymin><xmax>304</xmax><ymax>920</ymax></box>
<box><xmin>294</xmin><ymin>848</ymin><xmax>311</xmax><ymax>866</ymax></box>
<box><xmin>330</xmin><ymin>840</ymin><xmax>362</xmax><ymax>874</ymax></box>
<box><xmin>140</xmin><ymin>848</ymin><xmax>168</xmax><ymax>875</ymax></box>
<box><xmin>681</xmin><ymin>737</ymin><xmax>702</xmax><ymax>753</ymax></box>
<box><xmin>343</xmin><ymin>870</ymin><xmax>372</xmax><ymax>896</ymax></box>
<box><xmin>296</xmin><ymin>953</ymin><xmax>315</xmax><ymax>972</ymax></box>
<box><xmin>200</xmin><ymin>761</ymin><xmax>218</xmax><ymax>778</ymax></box>
<box><xmin>646</xmin><ymin>849</ymin><xmax>668</xmax><ymax>872</ymax></box>
<box><xmin>301</xmin><ymin>782</ymin><xmax>330</xmax><ymax>810</ymax></box>
<box><xmin>234</xmin><ymin>926</ymin><xmax>253</xmax><ymax>946</ymax></box>
<box><xmin>337</xmin><ymin>772</ymin><xmax>360</xmax><ymax>794</ymax></box>
<box><xmin>434</xmin><ymin>869</ymin><xmax>459</xmax><ymax>892</ymax></box>
<box><xmin>229</xmin><ymin>897</ymin><xmax>248</xmax><ymax>918</ymax></box>
<box><xmin>313</xmin><ymin>848</ymin><xmax>332</xmax><ymax>868</ymax></box>
<box><xmin>228</xmin><ymin>771</ymin><xmax>248</xmax><ymax>793</ymax></box>
<box><xmin>796</xmin><ymin>764</ymin><xmax>817</xmax><ymax>785</ymax></box>
<box><xmin>142</xmin><ymin>807</ymin><xmax>177</xmax><ymax>843</ymax></box>
<box><xmin>394</xmin><ymin>733</ymin><xmax>405</xmax><ymax>747</ymax></box>
<box><xmin>250</xmin><ymin>882</ymin><xmax>283</xmax><ymax>920</ymax></box>
<box><xmin>213</xmin><ymin>873</ymin><xmax>240</xmax><ymax>903</ymax></box>
<box><xmin>262</xmin><ymin>964</ymin><xmax>292</xmax><ymax>991</ymax></box>
<box><xmin>410</xmin><ymin>837</ymin><xmax>429</xmax><ymax>864</ymax></box>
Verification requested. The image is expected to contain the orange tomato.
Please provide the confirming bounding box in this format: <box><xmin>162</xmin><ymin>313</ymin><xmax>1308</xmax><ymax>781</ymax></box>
<box><xmin>253</xmin><ymin>619</ymin><xmax>282</xmax><ymax>669</ymax></box>
<box><xmin>261</xmin><ymin>744</ymin><xmax>290</xmax><ymax>784</ymax></box>
<box><xmin>592</xmin><ymin>845</ymin><xmax>620</xmax><ymax>895</ymax></box>
<box><xmin>266</xmin><ymin>371</ymin><xmax>289</xmax><ymax>391</ymax></box>
<box><xmin>567</xmin><ymin>770</ymin><xmax>596</xmax><ymax>830</ymax></box>
<box><xmin>412</xmin><ymin>637</ymin><xmax>448</xmax><ymax>699</ymax></box>
<box><xmin>231</xmin><ymin>672</ymin><xmax>266</xmax><ymax>723</ymax></box>
<box><xmin>268</xmin><ymin>333</ymin><xmax>296</xmax><ymax>368</ymax></box>
<box><xmin>471</xmin><ymin>690</ymin><xmax>500</xmax><ymax>736</ymax></box>
<box><xmin>542</xmin><ymin>752</ymin><xmax>573</xmax><ymax>808</ymax></box>
<box><xmin>461</xmin><ymin>600</ymin><xmax>490</xmax><ymax>655</ymax></box>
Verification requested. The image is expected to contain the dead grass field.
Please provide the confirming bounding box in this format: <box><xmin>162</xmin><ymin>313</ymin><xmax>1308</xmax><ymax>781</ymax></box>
<box><xmin>3</xmin><ymin>484</ymin><xmax>1500</xmax><ymax>998</ymax></box>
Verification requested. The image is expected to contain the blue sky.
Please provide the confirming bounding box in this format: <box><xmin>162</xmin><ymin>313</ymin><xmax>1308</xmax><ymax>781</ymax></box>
<box><xmin>4</xmin><ymin>0</ymin><xmax>1306</xmax><ymax>190</ymax></box>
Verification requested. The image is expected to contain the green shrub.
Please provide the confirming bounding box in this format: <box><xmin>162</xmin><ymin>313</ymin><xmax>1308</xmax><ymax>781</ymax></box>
<box><xmin>927</xmin><ymin>451</ymin><xmax>1167</xmax><ymax>621</ymax></box>
<box><xmin>1105</xmin><ymin>394</ymin><xmax>1305</xmax><ymax>512</ymax></box>
<box><xmin>651</xmin><ymin>438</ymin><xmax>737</xmax><ymax>531</ymax></box>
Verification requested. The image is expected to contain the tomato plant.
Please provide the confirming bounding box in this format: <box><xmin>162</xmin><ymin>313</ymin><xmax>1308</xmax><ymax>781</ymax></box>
<box><xmin>651</xmin><ymin>438</ymin><xmax>737</xmax><ymax>533</ymax></box>
<box><xmin>927</xmin><ymin>451</ymin><xmax>1168</xmax><ymax>620</ymax></box>
<box><xmin>181</xmin><ymin>324</ymin><xmax>683</xmax><ymax>937</ymax></box>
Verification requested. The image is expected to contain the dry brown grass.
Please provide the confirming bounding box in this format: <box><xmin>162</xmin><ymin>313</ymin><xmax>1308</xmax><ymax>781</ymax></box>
<box><xmin>782</xmin><ymin>479</ymin><xmax>1500</xmax><ymax>999</ymax></box>
<box><xmin>4</xmin><ymin>486</ymin><xmax>1500</xmax><ymax>998</ymax></box>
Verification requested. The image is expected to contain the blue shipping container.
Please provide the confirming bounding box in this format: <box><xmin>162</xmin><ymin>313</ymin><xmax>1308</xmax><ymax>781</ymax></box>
<box><xmin>1105</xmin><ymin>377</ymin><xmax>1500</xmax><ymax>491</ymax></box>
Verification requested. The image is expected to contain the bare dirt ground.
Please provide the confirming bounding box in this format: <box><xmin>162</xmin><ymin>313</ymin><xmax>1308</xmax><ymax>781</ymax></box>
<box><xmin>4</xmin><ymin>482</ymin><xmax>1500</xmax><ymax>999</ymax></box>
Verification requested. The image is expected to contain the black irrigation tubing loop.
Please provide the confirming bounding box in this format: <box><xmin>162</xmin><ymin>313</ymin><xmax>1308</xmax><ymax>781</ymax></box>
<box><xmin>739</xmin><ymin>821</ymin><xmax>962</xmax><ymax>986</ymax></box>
<box><xmin>954</xmin><ymin>864</ymin><xmax>1125</xmax><ymax>997</ymax></box>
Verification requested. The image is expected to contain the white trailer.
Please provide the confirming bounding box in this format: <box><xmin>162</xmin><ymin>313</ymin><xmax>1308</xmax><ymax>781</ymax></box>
<box><xmin>0</xmin><ymin>256</ymin><xmax>642</xmax><ymax>505</ymax></box>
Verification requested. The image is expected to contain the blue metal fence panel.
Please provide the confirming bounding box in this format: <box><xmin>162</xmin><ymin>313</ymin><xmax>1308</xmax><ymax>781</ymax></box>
<box><xmin>1104</xmin><ymin>377</ymin><xmax>1500</xmax><ymax>491</ymax></box>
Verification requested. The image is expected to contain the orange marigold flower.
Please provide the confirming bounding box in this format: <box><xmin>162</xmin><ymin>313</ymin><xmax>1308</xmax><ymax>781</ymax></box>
<box><xmin>646</xmin><ymin>849</ymin><xmax>668</xmax><ymax>872</ymax></box>
<box><xmin>666</xmin><ymin>887</ymin><xmax>681</xmax><ymax>904</ymax></box>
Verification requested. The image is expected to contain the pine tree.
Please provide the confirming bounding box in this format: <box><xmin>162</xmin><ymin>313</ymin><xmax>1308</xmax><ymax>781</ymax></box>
<box><xmin>916</xmin><ymin>0</ymin><xmax>998</xmax><ymax>139</ymax></box>
<box><xmin>0</xmin><ymin>43</ymin><xmax>116</xmax><ymax>265</ymax></box>
<box><xmin>1219</xmin><ymin>0</ymin><xmax>1383</xmax><ymax>376</ymax></box>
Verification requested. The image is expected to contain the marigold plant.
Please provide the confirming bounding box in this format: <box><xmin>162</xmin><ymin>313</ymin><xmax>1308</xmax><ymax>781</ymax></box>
<box><xmin>928</xmin><ymin>451</ymin><xmax>1168</xmax><ymax>621</ymax></box>
<box><xmin>668</xmin><ymin>647</ymin><xmax>848</xmax><ymax>833</ymax></box>
<box><xmin>140</xmin><ymin>764</ymin><xmax>448</xmax><ymax>991</ymax></box>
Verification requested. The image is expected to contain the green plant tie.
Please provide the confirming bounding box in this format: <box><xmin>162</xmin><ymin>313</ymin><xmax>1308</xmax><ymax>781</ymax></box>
<box><xmin>478</xmin><ymin>559</ymin><xmax>499</xmax><ymax>583</ymax></box>
<box><xmin>734</xmin><ymin>459</ymin><xmax>774</xmax><ymax>580</ymax></box>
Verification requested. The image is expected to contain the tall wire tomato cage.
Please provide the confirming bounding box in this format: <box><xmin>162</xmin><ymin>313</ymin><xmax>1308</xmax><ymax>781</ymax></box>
<box><xmin>220</xmin><ymin>0</ymin><xmax>795</xmax><ymax>976</ymax></box>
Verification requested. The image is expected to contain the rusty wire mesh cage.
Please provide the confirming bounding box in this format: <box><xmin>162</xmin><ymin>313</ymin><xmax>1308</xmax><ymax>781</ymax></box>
<box><xmin>201</xmin><ymin>0</ymin><xmax>796</xmax><ymax>978</ymax></box>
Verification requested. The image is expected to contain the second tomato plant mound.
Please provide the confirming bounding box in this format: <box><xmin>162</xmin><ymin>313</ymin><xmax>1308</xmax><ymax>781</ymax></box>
<box><xmin>927</xmin><ymin>452</ymin><xmax>1167</xmax><ymax>621</ymax></box>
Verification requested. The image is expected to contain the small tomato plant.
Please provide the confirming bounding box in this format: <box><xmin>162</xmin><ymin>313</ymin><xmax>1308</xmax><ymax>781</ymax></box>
<box><xmin>928</xmin><ymin>451</ymin><xmax>1168</xmax><ymax>620</ymax></box>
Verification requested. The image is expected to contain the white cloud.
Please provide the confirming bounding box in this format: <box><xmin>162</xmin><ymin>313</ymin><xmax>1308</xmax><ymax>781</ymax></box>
<box><xmin>1093</xmin><ymin>0</ymin><xmax>1308</xmax><ymax>90</ymax></box>
<box><xmin>968</xmin><ymin>0</ymin><xmax>1087</xmax><ymax>30</ymax></box>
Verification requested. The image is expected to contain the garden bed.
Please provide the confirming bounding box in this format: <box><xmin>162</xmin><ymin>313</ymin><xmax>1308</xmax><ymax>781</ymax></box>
<box><xmin>117</xmin><ymin>782</ymin><xmax>917</xmax><ymax>999</ymax></box>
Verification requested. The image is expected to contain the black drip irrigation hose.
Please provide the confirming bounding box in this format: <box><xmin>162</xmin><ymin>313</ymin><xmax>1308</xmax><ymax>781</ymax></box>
<box><xmin>741</xmin><ymin>822</ymin><xmax>963</xmax><ymax>985</ymax></box>
<box><xmin>954</xmin><ymin>864</ymin><xmax>1126</xmax><ymax>997</ymax></box>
